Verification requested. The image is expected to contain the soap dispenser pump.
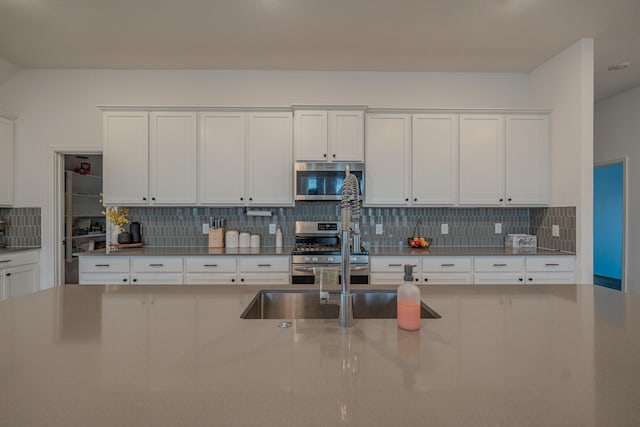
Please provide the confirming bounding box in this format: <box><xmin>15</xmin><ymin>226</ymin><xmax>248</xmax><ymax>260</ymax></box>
<box><xmin>397</xmin><ymin>264</ymin><xmax>421</xmax><ymax>331</ymax></box>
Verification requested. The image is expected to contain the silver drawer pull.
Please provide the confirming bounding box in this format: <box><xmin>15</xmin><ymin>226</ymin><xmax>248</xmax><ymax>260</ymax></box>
<box><xmin>388</xmin><ymin>264</ymin><xmax>402</xmax><ymax>267</ymax></box>
<box><xmin>203</xmin><ymin>264</ymin><xmax>218</xmax><ymax>267</ymax></box>
<box><xmin>257</xmin><ymin>264</ymin><xmax>272</xmax><ymax>267</ymax></box>
<box><xmin>149</xmin><ymin>263</ymin><xmax>164</xmax><ymax>267</ymax></box>
<box><xmin>441</xmin><ymin>263</ymin><xmax>455</xmax><ymax>267</ymax></box>
<box><xmin>0</xmin><ymin>259</ymin><xmax>11</xmax><ymax>263</ymax></box>
<box><xmin>493</xmin><ymin>263</ymin><xmax>507</xmax><ymax>267</ymax></box>
<box><xmin>95</xmin><ymin>264</ymin><xmax>110</xmax><ymax>267</ymax></box>
<box><xmin>544</xmin><ymin>263</ymin><xmax>560</xmax><ymax>267</ymax></box>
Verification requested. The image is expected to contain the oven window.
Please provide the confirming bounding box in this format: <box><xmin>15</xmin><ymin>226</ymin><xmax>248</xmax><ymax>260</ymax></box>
<box><xmin>297</xmin><ymin>171</ymin><xmax>363</xmax><ymax>197</ymax></box>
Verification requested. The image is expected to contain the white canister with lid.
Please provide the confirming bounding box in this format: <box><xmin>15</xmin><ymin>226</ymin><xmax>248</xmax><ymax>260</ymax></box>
<box><xmin>239</xmin><ymin>232</ymin><xmax>251</xmax><ymax>248</ymax></box>
<box><xmin>225</xmin><ymin>230</ymin><xmax>239</xmax><ymax>248</ymax></box>
<box><xmin>250</xmin><ymin>234</ymin><xmax>260</xmax><ymax>248</ymax></box>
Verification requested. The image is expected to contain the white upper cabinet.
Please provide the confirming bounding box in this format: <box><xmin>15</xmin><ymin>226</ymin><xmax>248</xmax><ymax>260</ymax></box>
<box><xmin>199</xmin><ymin>112</ymin><xmax>246</xmax><ymax>205</ymax></box>
<box><xmin>365</xmin><ymin>114</ymin><xmax>411</xmax><ymax>205</ymax></box>
<box><xmin>103</xmin><ymin>111</ymin><xmax>197</xmax><ymax>205</ymax></box>
<box><xmin>412</xmin><ymin>114</ymin><xmax>458</xmax><ymax>205</ymax></box>
<box><xmin>459</xmin><ymin>115</ymin><xmax>506</xmax><ymax>205</ymax></box>
<box><xmin>103</xmin><ymin>111</ymin><xmax>150</xmax><ymax>205</ymax></box>
<box><xmin>459</xmin><ymin>113</ymin><xmax>549</xmax><ymax>206</ymax></box>
<box><xmin>294</xmin><ymin>109</ymin><xmax>364</xmax><ymax>162</ymax></box>
<box><xmin>247</xmin><ymin>112</ymin><xmax>294</xmax><ymax>205</ymax></box>
<box><xmin>149</xmin><ymin>112</ymin><xmax>198</xmax><ymax>204</ymax></box>
<box><xmin>0</xmin><ymin>114</ymin><xmax>15</xmax><ymax>206</ymax></box>
<box><xmin>505</xmin><ymin>115</ymin><xmax>549</xmax><ymax>205</ymax></box>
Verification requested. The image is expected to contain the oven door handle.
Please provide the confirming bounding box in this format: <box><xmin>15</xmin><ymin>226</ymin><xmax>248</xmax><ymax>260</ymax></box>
<box><xmin>293</xmin><ymin>266</ymin><xmax>367</xmax><ymax>272</ymax></box>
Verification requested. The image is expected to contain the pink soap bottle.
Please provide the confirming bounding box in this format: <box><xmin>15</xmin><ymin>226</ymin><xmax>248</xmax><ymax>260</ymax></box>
<box><xmin>397</xmin><ymin>264</ymin><xmax>421</xmax><ymax>331</ymax></box>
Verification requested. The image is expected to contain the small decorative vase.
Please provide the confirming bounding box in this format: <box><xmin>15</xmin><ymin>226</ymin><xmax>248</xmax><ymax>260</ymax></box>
<box><xmin>110</xmin><ymin>226</ymin><xmax>121</xmax><ymax>244</ymax></box>
<box><xmin>118</xmin><ymin>232</ymin><xmax>132</xmax><ymax>244</ymax></box>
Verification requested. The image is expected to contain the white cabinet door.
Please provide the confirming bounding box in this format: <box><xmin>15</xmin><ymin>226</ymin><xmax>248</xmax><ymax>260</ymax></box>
<box><xmin>199</xmin><ymin>112</ymin><xmax>247</xmax><ymax>204</ymax></box>
<box><xmin>149</xmin><ymin>112</ymin><xmax>198</xmax><ymax>204</ymax></box>
<box><xmin>3</xmin><ymin>264</ymin><xmax>39</xmax><ymax>299</ymax></box>
<box><xmin>294</xmin><ymin>110</ymin><xmax>328</xmax><ymax>161</ymax></box>
<box><xmin>294</xmin><ymin>110</ymin><xmax>363</xmax><ymax>162</ymax></box>
<box><xmin>505</xmin><ymin>115</ymin><xmax>549</xmax><ymax>205</ymax></box>
<box><xmin>365</xmin><ymin>114</ymin><xmax>411</xmax><ymax>205</ymax></box>
<box><xmin>130</xmin><ymin>273</ymin><xmax>184</xmax><ymax>285</ymax></box>
<box><xmin>412</xmin><ymin>114</ymin><xmax>458</xmax><ymax>205</ymax></box>
<box><xmin>246</xmin><ymin>112</ymin><xmax>294</xmax><ymax>206</ymax></box>
<box><xmin>329</xmin><ymin>110</ymin><xmax>364</xmax><ymax>161</ymax></box>
<box><xmin>0</xmin><ymin>115</ymin><xmax>14</xmax><ymax>206</ymax></box>
<box><xmin>103</xmin><ymin>111</ymin><xmax>150</xmax><ymax>204</ymax></box>
<box><xmin>459</xmin><ymin>115</ymin><xmax>505</xmax><ymax>205</ymax></box>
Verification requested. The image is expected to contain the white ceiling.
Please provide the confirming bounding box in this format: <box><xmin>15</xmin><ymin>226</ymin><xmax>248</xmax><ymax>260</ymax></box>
<box><xmin>1</xmin><ymin>0</ymin><xmax>639</xmax><ymax>100</ymax></box>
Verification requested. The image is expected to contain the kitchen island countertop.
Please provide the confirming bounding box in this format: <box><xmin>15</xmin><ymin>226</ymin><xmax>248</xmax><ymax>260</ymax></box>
<box><xmin>0</xmin><ymin>283</ymin><xmax>637</xmax><ymax>426</ymax></box>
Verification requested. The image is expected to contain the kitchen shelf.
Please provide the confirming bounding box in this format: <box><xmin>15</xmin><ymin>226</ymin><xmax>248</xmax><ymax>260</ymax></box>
<box><xmin>72</xmin><ymin>233</ymin><xmax>105</xmax><ymax>240</ymax></box>
<box><xmin>65</xmin><ymin>170</ymin><xmax>105</xmax><ymax>263</ymax></box>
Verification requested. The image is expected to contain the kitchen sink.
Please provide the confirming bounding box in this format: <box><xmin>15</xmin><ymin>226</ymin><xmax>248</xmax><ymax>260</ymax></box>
<box><xmin>240</xmin><ymin>289</ymin><xmax>441</xmax><ymax>320</ymax></box>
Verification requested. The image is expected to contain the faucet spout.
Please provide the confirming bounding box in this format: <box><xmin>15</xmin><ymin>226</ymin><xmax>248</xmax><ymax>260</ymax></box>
<box><xmin>339</xmin><ymin>167</ymin><xmax>360</xmax><ymax>328</ymax></box>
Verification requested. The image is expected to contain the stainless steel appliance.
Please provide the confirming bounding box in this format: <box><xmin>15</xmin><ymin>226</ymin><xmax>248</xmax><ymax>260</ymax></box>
<box><xmin>295</xmin><ymin>162</ymin><xmax>364</xmax><ymax>201</ymax></box>
<box><xmin>291</xmin><ymin>221</ymin><xmax>369</xmax><ymax>284</ymax></box>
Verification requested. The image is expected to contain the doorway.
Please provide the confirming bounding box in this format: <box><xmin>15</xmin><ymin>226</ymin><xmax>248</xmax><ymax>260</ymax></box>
<box><xmin>593</xmin><ymin>160</ymin><xmax>626</xmax><ymax>291</ymax></box>
<box><xmin>52</xmin><ymin>150</ymin><xmax>103</xmax><ymax>285</ymax></box>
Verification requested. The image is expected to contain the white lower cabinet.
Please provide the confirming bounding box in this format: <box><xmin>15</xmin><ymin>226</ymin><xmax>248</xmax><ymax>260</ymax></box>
<box><xmin>525</xmin><ymin>256</ymin><xmax>576</xmax><ymax>284</ymax></box>
<box><xmin>81</xmin><ymin>254</ymin><xmax>292</xmax><ymax>285</ymax></box>
<box><xmin>238</xmin><ymin>256</ymin><xmax>290</xmax><ymax>285</ymax></box>
<box><xmin>184</xmin><ymin>256</ymin><xmax>238</xmax><ymax>285</ymax></box>
<box><xmin>370</xmin><ymin>254</ymin><xmax>574</xmax><ymax>286</ymax></box>
<box><xmin>422</xmin><ymin>257</ymin><xmax>473</xmax><ymax>285</ymax></box>
<box><xmin>0</xmin><ymin>250</ymin><xmax>40</xmax><ymax>300</ymax></box>
<box><xmin>370</xmin><ymin>257</ymin><xmax>419</xmax><ymax>285</ymax></box>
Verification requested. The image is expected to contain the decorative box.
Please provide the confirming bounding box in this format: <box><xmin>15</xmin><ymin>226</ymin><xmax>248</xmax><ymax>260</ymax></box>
<box><xmin>505</xmin><ymin>234</ymin><xmax>537</xmax><ymax>248</ymax></box>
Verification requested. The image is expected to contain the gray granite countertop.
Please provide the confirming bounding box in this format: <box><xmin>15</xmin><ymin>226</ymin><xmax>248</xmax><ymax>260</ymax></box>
<box><xmin>76</xmin><ymin>246</ymin><xmax>574</xmax><ymax>257</ymax></box>
<box><xmin>0</xmin><ymin>283</ymin><xmax>637</xmax><ymax>426</ymax></box>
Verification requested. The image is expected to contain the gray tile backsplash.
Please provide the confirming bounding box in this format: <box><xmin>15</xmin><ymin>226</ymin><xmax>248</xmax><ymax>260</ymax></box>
<box><xmin>127</xmin><ymin>204</ymin><xmax>576</xmax><ymax>251</ymax></box>
<box><xmin>0</xmin><ymin>207</ymin><xmax>42</xmax><ymax>247</ymax></box>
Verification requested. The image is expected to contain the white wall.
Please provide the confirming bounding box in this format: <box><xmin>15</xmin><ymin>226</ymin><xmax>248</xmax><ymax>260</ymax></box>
<box><xmin>529</xmin><ymin>39</ymin><xmax>594</xmax><ymax>283</ymax></box>
<box><xmin>595</xmin><ymin>86</ymin><xmax>640</xmax><ymax>293</ymax></box>
<box><xmin>0</xmin><ymin>69</ymin><xmax>530</xmax><ymax>288</ymax></box>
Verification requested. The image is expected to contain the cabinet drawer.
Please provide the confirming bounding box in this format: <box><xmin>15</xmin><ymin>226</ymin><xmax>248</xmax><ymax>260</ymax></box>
<box><xmin>474</xmin><ymin>272</ymin><xmax>524</xmax><ymax>285</ymax></box>
<box><xmin>525</xmin><ymin>272</ymin><xmax>575</xmax><ymax>284</ymax></box>
<box><xmin>185</xmin><ymin>256</ymin><xmax>236</xmax><ymax>273</ymax></box>
<box><xmin>184</xmin><ymin>273</ymin><xmax>237</xmax><ymax>285</ymax></box>
<box><xmin>422</xmin><ymin>257</ymin><xmax>472</xmax><ymax>272</ymax></box>
<box><xmin>131</xmin><ymin>257</ymin><xmax>183</xmax><ymax>273</ymax></box>
<box><xmin>238</xmin><ymin>256</ymin><xmax>290</xmax><ymax>273</ymax></box>
<box><xmin>80</xmin><ymin>256</ymin><xmax>130</xmax><ymax>273</ymax></box>
<box><xmin>79</xmin><ymin>272</ymin><xmax>130</xmax><ymax>285</ymax></box>
<box><xmin>370</xmin><ymin>257</ymin><xmax>419</xmax><ymax>273</ymax></box>
<box><xmin>526</xmin><ymin>256</ymin><xmax>575</xmax><ymax>272</ymax></box>
<box><xmin>130</xmin><ymin>273</ymin><xmax>184</xmax><ymax>285</ymax></box>
<box><xmin>238</xmin><ymin>273</ymin><xmax>291</xmax><ymax>285</ymax></box>
<box><xmin>0</xmin><ymin>250</ymin><xmax>39</xmax><ymax>268</ymax></box>
<box><xmin>474</xmin><ymin>257</ymin><xmax>524</xmax><ymax>272</ymax></box>
<box><xmin>370</xmin><ymin>273</ymin><xmax>414</xmax><ymax>285</ymax></box>
<box><xmin>421</xmin><ymin>273</ymin><xmax>473</xmax><ymax>285</ymax></box>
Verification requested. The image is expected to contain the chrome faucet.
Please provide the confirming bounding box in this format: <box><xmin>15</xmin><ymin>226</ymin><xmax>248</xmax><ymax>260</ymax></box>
<box><xmin>339</xmin><ymin>166</ymin><xmax>360</xmax><ymax>328</ymax></box>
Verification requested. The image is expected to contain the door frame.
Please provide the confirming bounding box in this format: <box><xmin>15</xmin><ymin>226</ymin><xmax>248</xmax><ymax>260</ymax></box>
<box><xmin>51</xmin><ymin>147</ymin><xmax>103</xmax><ymax>286</ymax></box>
<box><xmin>594</xmin><ymin>158</ymin><xmax>628</xmax><ymax>292</ymax></box>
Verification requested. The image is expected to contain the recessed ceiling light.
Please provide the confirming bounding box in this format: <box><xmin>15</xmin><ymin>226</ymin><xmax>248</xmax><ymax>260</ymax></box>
<box><xmin>608</xmin><ymin>62</ymin><xmax>631</xmax><ymax>71</ymax></box>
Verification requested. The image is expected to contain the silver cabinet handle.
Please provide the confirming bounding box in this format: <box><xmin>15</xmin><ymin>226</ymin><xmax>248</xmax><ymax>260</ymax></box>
<box><xmin>493</xmin><ymin>263</ymin><xmax>507</xmax><ymax>267</ymax></box>
<box><xmin>388</xmin><ymin>264</ymin><xmax>402</xmax><ymax>267</ymax></box>
<box><xmin>149</xmin><ymin>263</ymin><xmax>164</xmax><ymax>267</ymax></box>
<box><xmin>95</xmin><ymin>264</ymin><xmax>110</xmax><ymax>267</ymax></box>
<box><xmin>545</xmin><ymin>263</ymin><xmax>560</xmax><ymax>267</ymax></box>
<box><xmin>257</xmin><ymin>264</ymin><xmax>272</xmax><ymax>267</ymax></box>
<box><xmin>0</xmin><ymin>259</ymin><xmax>11</xmax><ymax>263</ymax></box>
<box><xmin>203</xmin><ymin>264</ymin><xmax>218</xmax><ymax>267</ymax></box>
<box><xmin>441</xmin><ymin>263</ymin><xmax>455</xmax><ymax>267</ymax></box>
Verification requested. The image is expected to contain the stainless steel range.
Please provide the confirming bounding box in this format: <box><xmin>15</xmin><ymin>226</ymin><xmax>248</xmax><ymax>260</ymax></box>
<box><xmin>291</xmin><ymin>221</ymin><xmax>369</xmax><ymax>285</ymax></box>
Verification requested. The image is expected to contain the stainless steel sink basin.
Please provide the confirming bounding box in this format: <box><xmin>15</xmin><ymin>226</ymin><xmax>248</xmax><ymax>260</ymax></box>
<box><xmin>240</xmin><ymin>289</ymin><xmax>441</xmax><ymax>320</ymax></box>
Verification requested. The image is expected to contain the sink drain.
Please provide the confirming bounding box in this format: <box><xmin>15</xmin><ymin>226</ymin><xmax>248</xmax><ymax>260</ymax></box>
<box><xmin>277</xmin><ymin>321</ymin><xmax>292</xmax><ymax>329</ymax></box>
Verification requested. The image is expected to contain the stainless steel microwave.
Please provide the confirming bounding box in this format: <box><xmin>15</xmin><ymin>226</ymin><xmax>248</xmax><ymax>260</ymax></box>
<box><xmin>295</xmin><ymin>162</ymin><xmax>364</xmax><ymax>201</ymax></box>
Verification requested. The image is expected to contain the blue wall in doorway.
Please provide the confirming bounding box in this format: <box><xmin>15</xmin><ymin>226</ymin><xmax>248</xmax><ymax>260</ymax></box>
<box><xmin>594</xmin><ymin>163</ymin><xmax>623</xmax><ymax>280</ymax></box>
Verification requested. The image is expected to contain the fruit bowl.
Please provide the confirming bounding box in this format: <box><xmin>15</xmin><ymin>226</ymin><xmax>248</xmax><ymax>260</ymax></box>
<box><xmin>407</xmin><ymin>236</ymin><xmax>431</xmax><ymax>248</ymax></box>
